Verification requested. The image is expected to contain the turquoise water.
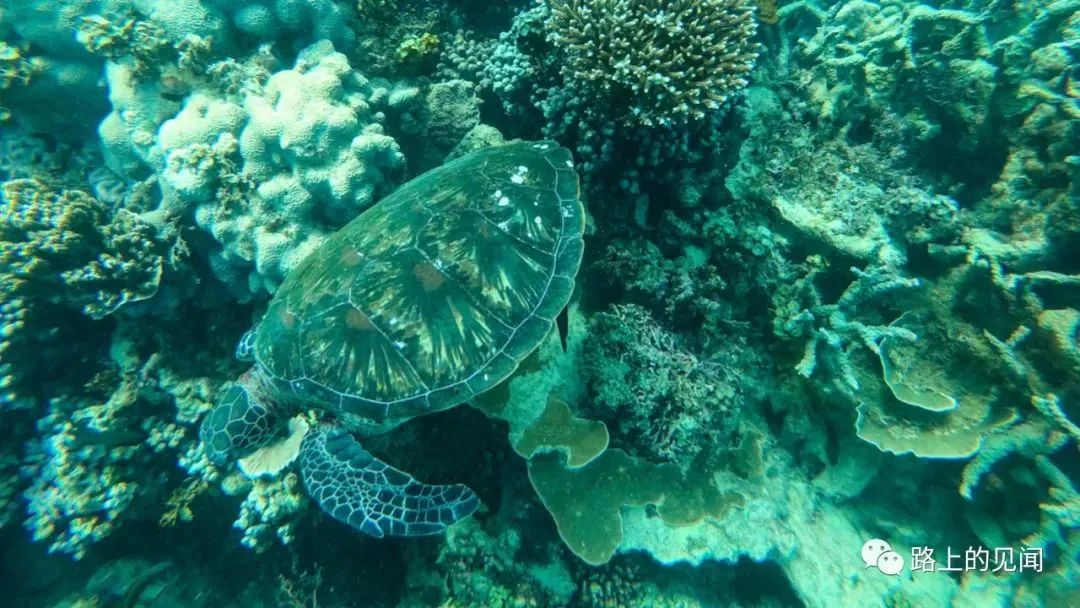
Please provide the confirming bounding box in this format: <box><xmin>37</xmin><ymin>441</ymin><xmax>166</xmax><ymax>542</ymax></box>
<box><xmin>1</xmin><ymin>0</ymin><xmax>1077</xmax><ymax>606</ymax></box>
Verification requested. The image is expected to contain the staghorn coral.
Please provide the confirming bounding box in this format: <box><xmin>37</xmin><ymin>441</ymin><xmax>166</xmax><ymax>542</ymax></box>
<box><xmin>774</xmin><ymin>262</ymin><xmax>922</xmax><ymax>392</ymax></box>
<box><xmin>547</xmin><ymin>0</ymin><xmax>760</xmax><ymax>127</ymax></box>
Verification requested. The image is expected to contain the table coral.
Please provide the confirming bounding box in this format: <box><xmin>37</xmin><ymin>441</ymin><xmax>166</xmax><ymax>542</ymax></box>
<box><xmin>528</xmin><ymin>448</ymin><xmax>745</xmax><ymax>565</ymax></box>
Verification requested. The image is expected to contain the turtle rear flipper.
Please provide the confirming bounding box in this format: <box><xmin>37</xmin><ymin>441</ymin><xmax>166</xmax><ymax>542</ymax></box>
<box><xmin>300</xmin><ymin>426</ymin><xmax>480</xmax><ymax>537</ymax></box>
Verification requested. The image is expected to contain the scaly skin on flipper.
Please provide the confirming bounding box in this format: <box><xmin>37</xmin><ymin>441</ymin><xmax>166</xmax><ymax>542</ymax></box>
<box><xmin>300</xmin><ymin>426</ymin><xmax>480</xmax><ymax>537</ymax></box>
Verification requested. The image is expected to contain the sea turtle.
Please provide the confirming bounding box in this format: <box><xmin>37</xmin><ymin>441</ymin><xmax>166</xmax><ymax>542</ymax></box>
<box><xmin>200</xmin><ymin>141</ymin><xmax>584</xmax><ymax>538</ymax></box>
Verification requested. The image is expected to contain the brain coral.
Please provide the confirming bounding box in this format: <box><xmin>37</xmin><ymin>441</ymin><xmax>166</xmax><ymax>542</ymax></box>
<box><xmin>547</xmin><ymin>0</ymin><xmax>760</xmax><ymax>127</ymax></box>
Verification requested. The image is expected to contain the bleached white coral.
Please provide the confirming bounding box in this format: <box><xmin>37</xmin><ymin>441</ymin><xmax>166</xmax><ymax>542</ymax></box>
<box><xmin>101</xmin><ymin>41</ymin><xmax>403</xmax><ymax>296</ymax></box>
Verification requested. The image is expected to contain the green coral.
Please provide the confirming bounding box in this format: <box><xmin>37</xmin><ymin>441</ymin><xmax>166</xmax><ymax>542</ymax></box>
<box><xmin>77</xmin><ymin>14</ymin><xmax>172</xmax><ymax>80</ymax></box>
<box><xmin>853</xmin><ymin>309</ymin><xmax>1020</xmax><ymax>459</ymax></box>
<box><xmin>515</xmin><ymin>396</ymin><xmax>609</xmax><ymax>467</ymax></box>
<box><xmin>395</xmin><ymin>32</ymin><xmax>440</xmax><ymax>74</ymax></box>
<box><xmin>547</xmin><ymin>0</ymin><xmax>760</xmax><ymax>127</ymax></box>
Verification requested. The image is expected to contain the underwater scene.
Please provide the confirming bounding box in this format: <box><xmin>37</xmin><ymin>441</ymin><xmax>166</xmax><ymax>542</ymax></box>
<box><xmin>1</xmin><ymin>0</ymin><xmax>1078</xmax><ymax>606</ymax></box>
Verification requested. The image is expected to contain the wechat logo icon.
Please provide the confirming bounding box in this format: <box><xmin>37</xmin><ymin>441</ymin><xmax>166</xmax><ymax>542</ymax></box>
<box><xmin>862</xmin><ymin>539</ymin><xmax>904</xmax><ymax>576</ymax></box>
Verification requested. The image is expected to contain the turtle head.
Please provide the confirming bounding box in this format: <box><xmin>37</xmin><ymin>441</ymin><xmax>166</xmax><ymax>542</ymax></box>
<box><xmin>200</xmin><ymin>374</ymin><xmax>281</xmax><ymax>465</ymax></box>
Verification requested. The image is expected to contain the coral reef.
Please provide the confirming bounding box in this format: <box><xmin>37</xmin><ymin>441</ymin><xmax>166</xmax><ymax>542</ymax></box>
<box><xmin>0</xmin><ymin>178</ymin><xmax>168</xmax><ymax>407</ymax></box>
<box><xmin>581</xmin><ymin>304</ymin><xmax>738</xmax><ymax>463</ymax></box>
<box><xmin>403</xmin><ymin>517</ymin><xmax>576</xmax><ymax>607</ymax></box>
<box><xmin>232</xmin><ymin>472</ymin><xmax>307</xmax><ymax>550</ymax></box>
<box><xmin>1</xmin><ymin>0</ymin><xmax>1078</xmax><ymax>606</ymax></box>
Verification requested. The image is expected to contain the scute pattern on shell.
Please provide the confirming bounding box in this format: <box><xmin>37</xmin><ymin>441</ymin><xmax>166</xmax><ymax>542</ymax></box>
<box><xmin>254</xmin><ymin>141</ymin><xmax>584</xmax><ymax>422</ymax></box>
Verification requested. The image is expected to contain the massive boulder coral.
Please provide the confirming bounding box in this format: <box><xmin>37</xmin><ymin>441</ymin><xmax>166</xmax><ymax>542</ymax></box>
<box><xmin>100</xmin><ymin>41</ymin><xmax>404</xmax><ymax>296</ymax></box>
<box><xmin>388</xmin><ymin>79</ymin><xmax>482</xmax><ymax>172</ymax></box>
<box><xmin>547</xmin><ymin>0</ymin><xmax>760</xmax><ymax>127</ymax></box>
<box><xmin>205</xmin><ymin>0</ymin><xmax>355</xmax><ymax>52</ymax></box>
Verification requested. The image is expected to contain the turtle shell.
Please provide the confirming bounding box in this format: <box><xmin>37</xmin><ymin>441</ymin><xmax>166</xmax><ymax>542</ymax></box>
<box><xmin>254</xmin><ymin>141</ymin><xmax>584</xmax><ymax>422</ymax></box>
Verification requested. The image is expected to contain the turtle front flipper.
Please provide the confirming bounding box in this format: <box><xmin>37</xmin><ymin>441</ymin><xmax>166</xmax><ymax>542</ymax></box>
<box><xmin>299</xmin><ymin>426</ymin><xmax>480</xmax><ymax>537</ymax></box>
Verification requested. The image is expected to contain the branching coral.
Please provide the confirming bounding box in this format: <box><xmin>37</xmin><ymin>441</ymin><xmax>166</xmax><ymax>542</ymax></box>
<box><xmin>21</xmin><ymin>397</ymin><xmax>141</xmax><ymax>559</ymax></box>
<box><xmin>0</xmin><ymin>179</ymin><xmax>167</xmax><ymax>407</ymax></box>
<box><xmin>233</xmin><ymin>472</ymin><xmax>307</xmax><ymax>550</ymax></box>
<box><xmin>547</xmin><ymin>0</ymin><xmax>760</xmax><ymax>127</ymax></box>
<box><xmin>582</xmin><ymin>304</ymin><xmax>740</xmax><ymax>463</ymax></box>
<box><xmin>19</xmin><ymin>330</ymin><xmax>160</xmax><ymax>559</ymax></box>
<box><xmin>0</xmin><ymin>41</ymin><xmax>36</xmax><ymax>90</ymax></box>
<box><xmin>417</xmin><ymin>518</ymin><xmax>575</xmax><ymax>607</ymax></box>
<box><xmin>1</xmin><ymin>179</ymin><xmax>167</xmax><ymax>319</ymax></box>
<box><xmin>78</xmin><ymin>14</ymin><xmax>172</xmax><ymax>80</ymax></box>
<box><xmin>0</xmin><ymin>40</ymin><xmax>41</xmax><ymax>121</ymax></box>
<box><xmin>775</xmin><ymin>263</ymin><xmax>921</xmax><ymax>390</ymax></box>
